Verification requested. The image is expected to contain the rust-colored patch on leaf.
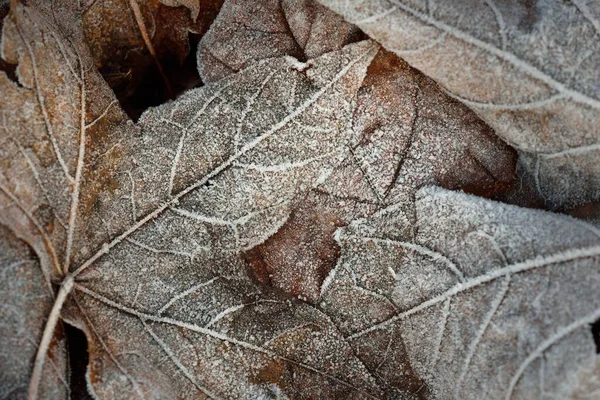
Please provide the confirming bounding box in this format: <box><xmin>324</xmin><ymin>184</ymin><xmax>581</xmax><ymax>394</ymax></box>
<box><xmin>245</xmin><ymin>192</ymin><xmax>346</xmax><ymax>303</ymax></box>
<box><xmin>252</xmin><ymin>357</ymin><xmax>287</xmax><ymax>386</ymax></box>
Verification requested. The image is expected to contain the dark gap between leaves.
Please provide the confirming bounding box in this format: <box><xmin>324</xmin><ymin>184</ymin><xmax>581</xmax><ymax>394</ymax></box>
<box><xmin>0</xmin><ymin>0</ymin><xmax>20</xmax><ymax>85</ymax></box>
<box><xmin>0</xmin><ymin>61</ymin><xmax>19</xmax><ymax>85</ymax></box>
<box><xmin>110</xmin><ymin>32</ymin><xmax>203</xmax><ymax>122</ymax></box>
<box><xmin>591</xmin><ymin>318</ymin><xmax>600</xmax><ymax>354</ymax></box>
<box><xmin>65</xmin><ymin>323</ymin><xmax>93</xmax><ymax>400</ymax></box>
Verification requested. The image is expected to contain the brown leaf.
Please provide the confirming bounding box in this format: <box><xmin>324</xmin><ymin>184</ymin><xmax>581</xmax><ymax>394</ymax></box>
<box><xmin>318</xmin><ymin>0</ymin><xmax>600</xmax><ymax>209</ymax></box>
<box><xmin>2</xmin><ymin>1</ymin><xmax>593</xmax><ymax>399</ymax></box>
<box><xmin>201</xmin><ymin>5</ymin><xmax>517</xmax><ymax>300</ymax></box>
<box><xmin>0</xmin><ymin>0</ymin><xmax>130</xmax><ymax>281</ymax></box>
<box><xmin>1</xmin><ymin>2</ymin><xmax>389</xmax><ymax>397</ymax></box>
<box><xmin>72</xmin><ymin>38</ymin><xmax>380</xmax><ymax>397</ymax></box>
<box><xmin>320</xmin><ymin>186</ymin><xmax>600</xmax><ymax>398</ymax></box>
<box><xmin>197</xmin><ymin>0</ymin><xmax>364</xmax><ymax>83</ymax></box>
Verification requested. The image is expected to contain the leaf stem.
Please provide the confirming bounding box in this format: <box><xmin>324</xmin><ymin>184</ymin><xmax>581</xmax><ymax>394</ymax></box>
<box><xmin>128</xmin><ymin>0</ymin><xmax>173</xmax><ymax>99</ymax></box>
<box><xmin>28</xmin><ymin>276</ymin><xmax>73</xmax><ymax>400</ymax></box>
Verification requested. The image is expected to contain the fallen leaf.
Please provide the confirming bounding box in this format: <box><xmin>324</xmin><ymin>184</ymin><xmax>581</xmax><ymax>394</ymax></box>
<box><xmin>201</xmin><ymin>5</ymin><xmax>516</xmax><ymax>301</ymax></box>
<box><xmin>197</xmin><ymin>0</ymin><xmax>363</xmax><ymax>84</ymax></box>
<box><xmin>1</xmin><ymin>1</ymin><xmax>595</xmax><ymax>399</ymax></box>
<box><xmin>1</xmin><ymin>2</ymin><xmax>389</xmax><ymax>397</ymax></box>
<box><xmin>318</xmin><ymin>0</ymin><xmax>600</xmax><ymax>209</ymax></box>
<box><xmin>320</xmin><ymin>185</ymin><xmax>600</xmax><ymax>398</ymax></box>
<box><xmin>72</xmin><ymin>37</ymin><xmax>382</xmax><ymax>397</ymax></box>
<box><xmin>247</xmin><ymin>50</ymin><xmax>517</xmax><ymax>301</ymax></box>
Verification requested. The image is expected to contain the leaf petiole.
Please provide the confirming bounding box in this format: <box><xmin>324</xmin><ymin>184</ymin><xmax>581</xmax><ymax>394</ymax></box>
<box><xmin>27</xmin><ymin>275</ymin><xmax>74</xmax><ymax>400</ymax></box>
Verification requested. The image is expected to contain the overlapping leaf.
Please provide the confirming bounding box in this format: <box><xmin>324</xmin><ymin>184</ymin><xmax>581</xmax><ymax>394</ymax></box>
<box><xmin>0</xmin><ymin>2</ymin><xmax>392</xmax><ymax>398</ymax></box>
<box><xmin>318</xmin><ymin>0</ymin><xmax>600</xmax><ymax>209</ymax></box>
<box><xmin>320</xmin><ymin>186</ymin><xmax>600</xmax><ymax>398</ymax></box>
<box><xmin>69</xmin><ymin>38</ymin><xmax>383</xmax><ymax>399</ymax></box>
<box><xmin>0</xmin><ymin>1</ymin><xmax>597</xmax><ymax>399</ymax></box>
<box><xmin>199</xmin><ymin>0</ymin><xmax>517</xmax><ymax>301</ymax></box>
<box><xmin>197</xmin><ymin>0</ymin><xmax>363</xmax><ymax>84</ymax></box>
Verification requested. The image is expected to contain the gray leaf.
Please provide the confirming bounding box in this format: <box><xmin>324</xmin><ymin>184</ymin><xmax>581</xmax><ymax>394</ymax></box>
<box><xmin>321</xmin><ymin>186</ymin><xmax>600</xmax><ymax>398</ymax></box>
<box><xmin>317</xmin><ymin>0</ymin><xmax>600</xmax><ymax>209</ymax></box>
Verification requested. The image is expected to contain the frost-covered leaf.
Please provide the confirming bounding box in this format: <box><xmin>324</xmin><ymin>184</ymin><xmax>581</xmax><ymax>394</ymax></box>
<box><xmin>0</xmin><ymin>0</ymin><xmax>131</xmax><ymax>282</ymax></box>
<box><xmin>3</xmin><ymin>1</ymin><xmax>593</xmax><ymax>399</ymax></box>
<box><xmin>197</xmin><ymin>0</ymin><xmax>363</xmax><ymax>83</ymax></box>
<box><xmin>318</xmin><ymin>0</ymin><xmax>600</xmax><ymax>209</ymax></box>
<box><xmin>242</xmin><ymin>48</ymin><xmax>516</xmax><ymax>301</ymax></box>
<box><xmin>320</xmin><ymin>186</ymin><xmax>600</xmax><ymax>398</ymax></box>
<box><xmin>0</xmin><ymin>225</ymin><xmax>69</xmax><ymax>400</ymax></box>
<box><xmin>198</xmin><ymin>1</ymin><xmax>516</xmax><ymax>302</ymax></box>
<box><xmin>1</xmin><ymin>1</ymin><xmax>386</xmax><ymax>397</ymax></box>
<box><xmin>71</xmin><ymin>39</ymin><xmax>381</xmax><ymax>399</ymax></box>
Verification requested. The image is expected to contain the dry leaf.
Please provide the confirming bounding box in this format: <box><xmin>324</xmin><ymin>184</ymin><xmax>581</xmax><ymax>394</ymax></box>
<box><xmin>199</xmin><ymin>4</ymin><xmax>516</xmax><ymax>301</ymax></box>
<box><xmin>320</xmin><ymin>186</ymin><xmax>600</xmax><ymax>398</ymax></box>
<box><xmin>1</xmin><ymin>1</ymin><xmax>596</xmax><ymax>399</ymax></box>
<box><xmin>197</xmin><ymin>0</ymin><xmax>363</xmax><ymax>83</ymax></box>
<box><xmin>318</xmin><ymin>0</ymin><xmax>600</xmax><ymax>209</ymax></box>
<box><xmin>0</xmin><ymin>2</ymin><xmax>390</xmax><ymax>397</ymax></box>
<box><xmin>247</xmin><ymin>51</ymin><xmax>517</xmax><ymax>301</ymax></box>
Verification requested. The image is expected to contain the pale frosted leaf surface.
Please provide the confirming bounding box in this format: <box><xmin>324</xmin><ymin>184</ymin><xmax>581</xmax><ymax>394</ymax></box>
<box><xmin>246</xmin><ymin>48</ymin><xmax>516</xmax><ymax>302</ymax></box>
<box><xmin>201</xmin><ymin>3</ymin><xmax>516</xmax><ymax>301</ymax></box>
<box><xmin>1</xmin><ymin>1</ymin><xmax>387</xmax><ymax>397</ymax></box>
<box><xmin>320</xmin><ymin>186</ymin><xmax>600</xmax><ymax>399</ymax></box>
<box><xmin>0</xmin><ymin>225</ymin><xmax>68</xmax><ymax>400</ymax></box>
<box><xmin>67</xmin><ymin>40</ymin><xmax>382</xmax><ymax>399</ymax></box>
<box><xmin>197</xmin><ymin>0</ymin><xmax>362</xmax><ymax>84</ymax></box>
<box><xmin>317</xmin><ymin>0</ymin><xmax>600</xmax><ymax>208</ymax></box>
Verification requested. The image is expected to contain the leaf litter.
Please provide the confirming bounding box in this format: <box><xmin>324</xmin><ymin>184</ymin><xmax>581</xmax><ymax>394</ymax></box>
<box><xmin>0</xmin><ymin>0</ymin><xmax>598</xmax><ymax>399</ymax></box>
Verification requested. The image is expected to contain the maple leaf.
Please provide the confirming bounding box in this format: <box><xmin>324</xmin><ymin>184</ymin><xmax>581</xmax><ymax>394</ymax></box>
<box><xmin>318</xmin><ymin>0</ymin><xmax>600</xmax><ymax>209</ymax></box>
<box><xmin>320</xmin><ymin>186</ymin><xmax>600</xmax><ymax>398</ymax></box>
<box><xmin>197</xmin><ymin>0</ymin><xmax>363</xmax><ymax>83</ymax></box>
<box><xmin>200</xmin><ymin>0</ymin><xmax>517</xmax><ymax>301</ymax></box>
<box><xmin>0</xmin><ymin>1</ymin><xmax>597</xmax><ymax>399</ymax></box>
<box><xmin>0</xmin><ymin>2</ymin><xmax>386</xmax><ymax>398</ymax></box>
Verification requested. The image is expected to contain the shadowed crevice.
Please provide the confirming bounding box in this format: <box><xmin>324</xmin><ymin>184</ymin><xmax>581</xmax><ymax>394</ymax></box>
<box><xmin>65</xmin><ymin>323</ymin><xmax>93</xmax><ymax>400</ymax></box>
<box><xmin>107</xmin><ymin>32</ymin><xmax>204</xmax><ymax>122</ymax></box>
<box><xmin>591</xmin><ymin>318</ymin><xmax>600</xmax><ymax>354</ymax></box>
<box><xmin>0</xmin><ymin>0</ymin><xmax>20</xmax><ymax>86</ymax></box>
